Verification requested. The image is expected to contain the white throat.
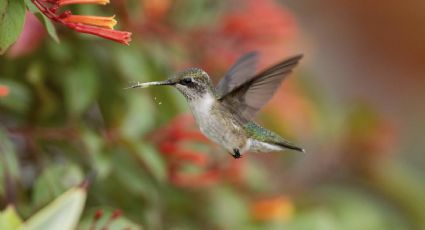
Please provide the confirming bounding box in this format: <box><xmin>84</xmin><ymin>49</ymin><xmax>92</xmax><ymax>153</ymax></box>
<box><xmin>188</xmin><ymin>92</ymin><xmax>223</xmax><ymax>144</ymax></box>
<box><xmin>188</xmin><ymin>93</ymin><xmax>215</xmax><ymax>124</ymax></box>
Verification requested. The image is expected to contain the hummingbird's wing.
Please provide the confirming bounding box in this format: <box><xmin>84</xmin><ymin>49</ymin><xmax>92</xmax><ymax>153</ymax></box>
<box><xmin>219</xmin><ymin>54</ymin><xmax>303</xmax><ymax>123</ymax></box>
<box><xmin>215</xmin><ymin>51</ymin><xmax>259</xmax><ymax>99</ymax></box>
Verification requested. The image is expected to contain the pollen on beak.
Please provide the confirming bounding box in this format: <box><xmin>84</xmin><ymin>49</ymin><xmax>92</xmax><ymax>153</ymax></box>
<box><xmin>125</xmin><ymin>80</ymin><xmax>174</xmax><ymax>89</ymax></box>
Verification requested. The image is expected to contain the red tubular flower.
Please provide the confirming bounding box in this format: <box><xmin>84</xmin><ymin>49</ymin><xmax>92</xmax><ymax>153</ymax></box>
<box><xmin>71</xmin><ymin>24</ymin><xmax>131</xmax><ymax>45</ymax></box>
<box><xmin>30</xmin><ymin>0</ymin><xmax>131</xmax><ymax>45</ymax></box>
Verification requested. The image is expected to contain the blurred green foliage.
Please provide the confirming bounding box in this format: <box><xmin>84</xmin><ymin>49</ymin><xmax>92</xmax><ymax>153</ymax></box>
<box><xmin>0</xmin><ymin>0</ymin><xmax>25</xmax><ymax>54</ymax></box>
<box><xmin>1</xmin><ymin>0</ymin><xmax>425</xmax><ymax>229</ymax></box>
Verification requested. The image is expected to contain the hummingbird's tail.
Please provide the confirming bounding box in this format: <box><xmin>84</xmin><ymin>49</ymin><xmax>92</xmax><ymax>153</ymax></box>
<box><xmin>244</xmin><ymin>122</ymin><xmax>305</xmax><ymax>153</ymax></box>
<box><xmin>274</xmin><ymin>141</ymin><xmax>305</xmax><ymax>153</ymax></box>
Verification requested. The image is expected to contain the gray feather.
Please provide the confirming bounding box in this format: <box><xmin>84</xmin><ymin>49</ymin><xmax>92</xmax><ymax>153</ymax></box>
<box><xmin>215</xmin><ymin>51</ymin><xmax>259</xmax><ymax>99</ymax></box>
<box><xmin>219</xmin><ymin>54</ymin><xmax>303</xmax><ymax>123</ymax></box>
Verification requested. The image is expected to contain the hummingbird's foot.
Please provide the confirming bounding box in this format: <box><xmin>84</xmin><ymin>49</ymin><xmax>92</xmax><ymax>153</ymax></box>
<box><xmin>232</xmin><ymin>149</ymin><xmax>242</xmax><ymax>159</ymax></box>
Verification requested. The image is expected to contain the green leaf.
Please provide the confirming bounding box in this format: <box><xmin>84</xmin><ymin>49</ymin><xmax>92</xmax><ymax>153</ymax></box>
<box><xmin>134</xmin><ymin>143</ymin><xmax>167</xmax><ymax>183</ymax></box>
<box><xmin>81</xmin><ymin>130</ymin><xmax>112</xmax><ymax>179</ymax></box>
<box><xmin>41</xmin><ymin>15</ymin><xmax>59</xmax><ymax>43</ymax></box>
<box><xmin>120</xmin><ymin>94</ymin><xmax>155</xmax><ymax>139</ymax></box>
<box><xmin>0</xmin><ymin>0</ymin><xmax>26</xmax><ymax>54</ymax></box>
<box><xmin>208</xmin><ymin>187</ymin><xmax>250</xmax><ymax>229</ymax></box>
<box><xmin>26</xmin><ymin>61</ymin><xmax>61</xmax><ymax>119</ymax></box>
<box><xmin>0</xmin><ymin>206</ymin><xmax>23</xmax><ymax>230</ymax></box>
<box><xmin>287</xmin><ymin>209</ymin><xmax>339</xmax><ymax>230</ymax></box>
<box><xmin>0</xmin><ymin>127</ymin><xmax>20</xmax><ymax>196</ymax></box>
<box><xmin>114</xmin><ymin>46</ymin><xmax>150</xmax><ymax>82</ymax></box>
<box><xmin>24</xmin><ymin>0</ymin><xmax>59</xmax><ymax>43</ymax></box>
<box><xmin>62</xmin><ymin>62</ymin><xmax>98</xmax><ymax>117</ymax></box>
<box><xmin>241</xmin><ymin>158</ymin><xmax>270</xmax><ymax>192</ymax></box>
<box><xmin>32</xmin><ymin>164</ymin><xmax>84</xmax><ymax>208</ymax></box>
<box><xmin>0</xmin><ymin>79</ymin><xmax>32</xmax><ymax>113</ymax></box>
<box><xmin>0</xmin><ymin>127</ymin><xmax>20</xmax><ymax>179</ymax></box>
<box><xmin>23</xmin><ymin>186</ymin><xmax>87</xmax><ymax>230</ymax></box>
<box><xmin>109</xmin><ymin>147</ymin><xmax>157</xmax><ymax>198</ymax></box>
<box><xmin>24</xmin><ymin>0</ymin><xmax>37</xmax><ymax>12</ymax></box>
<box><xmin>0</xmin><ymin>0</ymin><xmax>7</xmax><ymax>17</ymax></box>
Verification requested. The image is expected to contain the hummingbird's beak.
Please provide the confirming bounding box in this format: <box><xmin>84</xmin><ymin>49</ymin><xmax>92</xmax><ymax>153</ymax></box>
<box><xmin>124</xmin><ymin>80</ymin><xmax>175</xmax><ymax>89</ymax></box>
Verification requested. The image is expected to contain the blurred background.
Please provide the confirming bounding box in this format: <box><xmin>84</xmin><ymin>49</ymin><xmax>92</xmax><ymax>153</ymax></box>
<box><xmin>1</xmin><ymin>0</ymin><xmax>425</xmax><ymax>229</ymax></box>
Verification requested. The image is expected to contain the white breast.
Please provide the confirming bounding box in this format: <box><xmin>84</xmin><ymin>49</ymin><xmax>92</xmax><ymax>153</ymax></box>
<box><xmin>188</xmin><ymin>94</ymin><xmax>239</xmax><ymax>152</ymax></box>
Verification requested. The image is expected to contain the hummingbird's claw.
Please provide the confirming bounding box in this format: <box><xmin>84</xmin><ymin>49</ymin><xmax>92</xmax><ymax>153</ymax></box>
<box><xmin>232</xmin><ymin>149</ymin><xmax>242</xmax><ymax>159</ymax></box>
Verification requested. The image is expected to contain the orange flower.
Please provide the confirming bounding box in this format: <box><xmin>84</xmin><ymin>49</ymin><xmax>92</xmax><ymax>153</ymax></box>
<box><xmin>0</xmin><ymin>85</ymin><xmax>10</xmax><ymax>97</ymax></box>
<box><xmin>58</xmin><ymin>0</ymin><xmax>109</xmax><ymax>6</ymax></box>
<box><xmin>251</xmin><ymin>196</ymin><xmax>294</xmax><ymax>221</ymax></box>
<box><xmin>62</xmin><ymin>15</ymin><xmax>117</xmax><ymax>29</ymax></box>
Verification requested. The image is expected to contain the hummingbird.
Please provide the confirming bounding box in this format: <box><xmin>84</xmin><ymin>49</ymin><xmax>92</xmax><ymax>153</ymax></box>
<box><xmin>127</xmin><ymin>52</ymin><xmax>305</xmax><ymax>158</ymax></box>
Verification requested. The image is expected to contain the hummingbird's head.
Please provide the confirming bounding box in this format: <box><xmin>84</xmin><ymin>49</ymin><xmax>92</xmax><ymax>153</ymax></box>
<box><xmin>170</xmin><ymin>68</ymin><xmax>214</xmax><ymax>100</ymax></box>
<box><xmin>127</xmin><ymin>68</ymin><xmax>214</xmax><ymax>101</ymax></box>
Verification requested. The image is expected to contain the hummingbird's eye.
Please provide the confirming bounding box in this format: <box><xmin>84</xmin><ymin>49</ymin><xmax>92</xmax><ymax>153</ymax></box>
<box><xmin>180</xmin><ymin>78</ymin><xmax>193</xmax><ymax>85</ymax></box>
